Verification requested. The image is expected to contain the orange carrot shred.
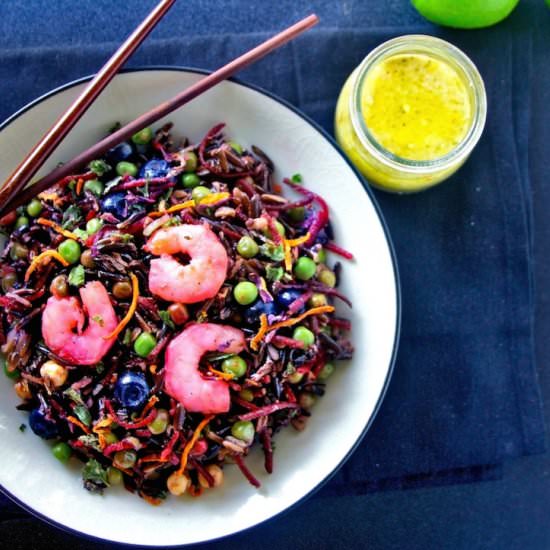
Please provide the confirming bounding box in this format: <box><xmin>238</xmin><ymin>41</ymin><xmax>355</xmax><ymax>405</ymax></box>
<box><xmin>149</xmin><ymin>364</ymin><xmax>158</xmax><ymax>375</ymax></box>
<box><xmin>24</xmin><ymin>249</ymin><xmax>69</xmax><ymax>282</ymax></box>
<box><xmin>92</xmin><ymin>417</ymin><xmax>113</xmax><ymax>433</ymax></box>
<box><xmin>148</xmin><ymin>200</ymin><xmax>195</xmax><ymax>218</ymax></box>
<box><xmin>67</xmin><ymin>415</ymin><xmax>91</xmax><ymax>434</ymax></box>
<box><xmin>103</xmin><ymin>273</ymin><xmax>139</xmax><ymax>340</ymax></box>
<box><xmin>250</xmin><ymin>313</ymin><xmax>269</xmax><ymax>351</ymax></box>
<box><xmin>250</xmin><ymin>306</ymin><xmax>335</xmax><ymax>351</ymax></box>
<box><xmin>75</xmin><ymin>178</ymin><xmax>84</xmax><ymax>195</ymax></box>
<box><xmin>177</xmin><ymin>415</ymin><xmax>214</xmax><ymax>476</ymax></box>
<box><xmin>135</xmin><ymin>395</ymin><xmax>159</xmax><ymax>422</ymax></box>
<box><xmin>198</xmin><ymin>191</ymin><xmax>230</xmax><ymax>206</ymax></box>
<box><xmin>36</xmin><ymin>217</ymin><xmax>80</xmax><ymax>240</ymax></box>
<box><xmin>207</xmin><ymin>367</ymin><xmax>234</xmax><ymax>381</ymax></box>
<box><xmin>282</xmin><ymin>232</ymin><xmax>310</xmax><ymax>271</ymax></box>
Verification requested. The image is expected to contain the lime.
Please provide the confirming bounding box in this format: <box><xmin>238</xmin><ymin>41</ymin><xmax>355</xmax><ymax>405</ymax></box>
<box><xmin>411</xmin><ymin>0</ymin><xmax>520</xmax><ymax>29</ymax></box>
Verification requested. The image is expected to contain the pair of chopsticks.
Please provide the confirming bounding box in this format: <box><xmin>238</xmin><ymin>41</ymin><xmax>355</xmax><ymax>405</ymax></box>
<box><xmin>0</xmin><ymin>1</ymin><xmax>318</xmax><ymax>217</ymax></box>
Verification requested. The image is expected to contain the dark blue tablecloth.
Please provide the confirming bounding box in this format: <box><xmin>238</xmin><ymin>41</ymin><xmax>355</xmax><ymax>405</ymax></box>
<box><xmin>0</xmin><ymin>0</ymin><xmax>546</xmax><ymax>541</ymax></box>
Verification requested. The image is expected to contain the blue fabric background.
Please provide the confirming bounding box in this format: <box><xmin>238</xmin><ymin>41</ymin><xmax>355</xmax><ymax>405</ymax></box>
<box><xmin>0</xmin><ymin>1</ymin><xmax>549</xmax><ymax>548</ymax></box>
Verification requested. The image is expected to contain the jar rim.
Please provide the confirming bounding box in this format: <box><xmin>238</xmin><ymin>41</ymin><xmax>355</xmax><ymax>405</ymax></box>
<box><xmin>349</xmin><ymin>35</ymin><xmax>487</xmax><ymax>173</ymax></box>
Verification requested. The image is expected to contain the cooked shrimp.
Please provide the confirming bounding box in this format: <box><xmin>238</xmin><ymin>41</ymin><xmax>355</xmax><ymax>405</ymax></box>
<box><xmin>145</xmin><ymin>223</ymin><xmax>228</xmax><ymax>304</ymax></box>
<box><xmin>41</xmin><ymin>281</ymin><xmax>118</xmax><ymax>366</ymax></box>
<box><xmin>164</xmin><ymin>323</ymin><xmax>246</xmax><ymax>414</ymax></box>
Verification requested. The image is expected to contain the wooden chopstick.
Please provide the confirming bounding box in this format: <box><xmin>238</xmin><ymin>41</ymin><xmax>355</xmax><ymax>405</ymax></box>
<box><xmin>0</xmin><ymin>0</ymin><xmax>176</xmax><ymax>215</ymax></box>
<box><xmin>0</xmin><ymin>14</ymin><xmax>319</xmax><ymax>216</ymax></box>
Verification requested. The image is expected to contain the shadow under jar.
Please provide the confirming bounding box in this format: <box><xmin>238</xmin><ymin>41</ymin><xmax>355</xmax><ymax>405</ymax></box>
<box><xmin>335</xmin><ymin>35</ymin><xmax>487</xmax><ymax>193</ymax></box>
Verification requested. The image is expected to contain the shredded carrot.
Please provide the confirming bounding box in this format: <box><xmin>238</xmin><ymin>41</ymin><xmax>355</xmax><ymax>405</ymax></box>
<box><xmin>177</xmin><ymin>415</ymin><xmax>214</xmax><ymax>476</ymax></box>
<box><xmin>67</xmin><ymin>415</ymin><xmax>91</xmax><ymax>434</ymax></box>
<box><xmin>103</xmin><ymin>273</ymin><xmax>139</xmax><ymax>340</ymax></box>
<box><xmin>24</xmin><ymin>249</ymin><xmax>69</xmax><ymax>282</ymax></box>
<box><xmin>138</xmin><ymin>454</ymin><xmax>169</xmax><ymax>464</ymax></box>
<box><xmin>198</xmin><ymin>191</ymin><xmax>230</xmax><ymax>205</ymax></box>
<box><xmin>282</xmin><ymin>232</ymin><xmax>311</xmax><ymax>271</ymax></box>
<box><xmin>207</xmin><ymin>367</ymin><xmax>234</xmax><ymax>381</ymax></box>
<box><xmin>250</xmin><ymin>306</ymin><xmax>335</xmax><ymax>351</ymax></box>
<box><xmin>92</xmin><ymin>417</ymin><xmax>113</xmax><ymax>433</ymax></box>
<box><xmin>75</xmin><ymin>178</ymin><xmax>84</xmax><ymax>195</ymax></box>
<box><xmin>36</xmin><ymin>217</ymin><xmax>80</xmax><ymax>240</ymax></box>
<box><xmin>250</xmin><ymin>313</ymin><xmax>269</xmax><ymax>351</ymax></box>
<box><xmin>97</xmin><ymin>432</ymin><xmax>107</xmax><ymax>450</ymax></box>
<box><xmin>149</xmin><ymin>364</ymin><xmax>158</xmax><ymax>375</ymax></box>
<box><xmin>148</xmin><ymin>200</ymin><xmax>195</xmax><ymax>218</ymax></box>
<box><xmin>273</xmin><ymin>183</ymin><xmax>282</xmax><ymax>193</ymax></box>
<box><xmin>135</xmin><ymin>395</ymin><xmax>159</xmax><ymax>421</ymax></box>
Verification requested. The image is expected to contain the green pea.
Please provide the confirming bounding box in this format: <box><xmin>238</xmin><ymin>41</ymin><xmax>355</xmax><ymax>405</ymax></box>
<box><xmin>147</xmin><ymin>409</ymin><xmax>169</xmax><ymax>435</ymax></box>
<box><xmin>26</xmin><ymin>199</ymin><xmax>43</xmax><ymax>218</ymax></box>
<box><xmin>83</xmin><ymin>179</ymin><xmax>104</xmax><ymax>197</ymax></box>
<box><xmin>10</xmin><ymin>243</ymin><xmax>28</xmax><ymax>260</ymax></box>
<box><xmin>192</xmin><ymin>185</ymin><xmax>211</xmax><ymax>203</ymax></box>
<box><xmin>134</xmin><ymin>332</ymin><xmax>157</xmax><ymax>357</ymax></box>
<box><xmin>182</xmin><ymin>173</ymin><xmax>201</xmax><ymax>189</ymax></box>
<box><xmin>131</xmin><ymin>127</ymin><xmax>153</xmax><ymax>145</ymax></box>
<box><xmin>116</xmin><ymin>161</ymin><xmax>138</xmax><ymax>177</ymax></box>
<box><xmin>263</xmin><ymin>220</ymin><xmax>285</xmax><ymax>239</ymax></box>
<box><xmin>231</xmin><ymin>420</ymin><xmax>255</xmax><ymax>442</ymax></box>
<box><xmin>317</xmin><ymin>363</ymin><xmax>335</xmax><ymax>381</ymax></box>
<box><xmin>86</xmin><ymin>218</ymin><xmax>103</xmax><ymax>235</ymax></box>
<box><xmin>1</xmin><ymin>272</ymin><xmax>17</xmax><ymax>293</ymax></box>
<box><xmin>287</xmin><ymin>206</ymin><xmax>306</xmax><ymax>222</ymax></box>
<box><xmin>294</xmin><ymin>256</ymin><xmax>316</xmax><ymax>281</ymax></box>
<box><xmin>113</xmin><ymin>450</ymin><xmax>137</xmax><ymax>469</ymax></box>
<box><xmin>52</xmin><ymin>441</ymin><xmax>72</xmax><ymax>463</ymax></box>
<box><xmin>15</xmin><ymin>216</ymin><xmax>29</xmax><ymax>230</ymax></box>
<box><xmin>233</xmin><ymin>281</ymin><xmax>258</xmax><ymax>305</ymax></box>
<box><xmin>184</xmin><ymin>151</ymin><xmax>198</xmax><ymax>172</ymax></box>
<box><xmin>2</xmin><ymin>355</ymin><xmax>18</xmax><ymax>380</ymax></box>
<box><xmin>318</xmin><ymin>268</ymin><xmax>336</xmax><ymax>288</ymax></box>
<box><xmin>221</xmin><ymin>355</ymin><xmax>247</xmax><ymax>378</ymax></box>
<box><xmin>292</xmin><ymin>326</ymin><xmax>315</xmax><ymax>348</ymax></box>
<box><xmin>236</xmin><ymin>236</ymin><xmax>259</xmax><ymax>258</ymax></box>
<box><xmin>89</xmin><ymin>159</ymin><xmax>111</xmax><ymax>176</ymax></box>
<box><xmin>308</xmin><ymin>293</ymin><xmax>328</xmax><ymax>308</ymax></box>
<box><xmin>228</xmin><ymin>140</ymin><xmax>243</xmax><ymax>155</ymax></box>
<box><xmin>58</xmin><ymin>239</ymin><xmax>81</xmax><ymax>264</ymax></box>
<box><xmin>239</xmin><ymin>388</ymin><xmax>255</xmax><ymax>402</ymax></box>
<box><xmin>107</xmin><ymin>466</ymin><xmax>123</xmax><ymax>485</ymax></box>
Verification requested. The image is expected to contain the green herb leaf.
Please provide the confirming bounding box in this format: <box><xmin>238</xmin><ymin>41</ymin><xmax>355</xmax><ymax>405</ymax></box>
<box><xmin>259</xmin><ymin>243</ymin><xmax>285</xmax><ymax>262</ymax></box>
<box><xmin>82</xmin><ymin>458</ymin><xmax>109</xmax><ymax>486</ymax></box>
<box><xmin>291</xmin><ymin>173</ymin><xmax>303</xmax><ymax>183</ymax></box>
<box><xmin>63</xmin><ymin>387</ymin><xmax>85</xmax><ymax>407</ymax></box>
<box><xmin>68</xmin><ymin>265</ymin><xmax>85</xmax><ymax>287</ymax></box>
<box><xmin>266</xmin><ymin>265</ymin><xmax>284</xmax><ymax>281</ymax></box>
<box><xmin>62</xmin><ymin>205</ymin><xmax>82</xmax><ymax>229</ymax></box>
<box><xmin>74</xmin><ymin>405</ymin><xmax>92</xmax><ymax>427</ymax></box>
<box><xmin>158</xmin><ymin>310</ymin><xmax>175</xmax><ymax>330</ymax></box>
<box><xmin>92</xmin><ymin>314</ymin><xmax>104</xmax><ymax>327</ymax></box>
<box><xmin>19</xmin><ymin>423</ymin><xmax>26</xmax><ymax>432</ymax></box>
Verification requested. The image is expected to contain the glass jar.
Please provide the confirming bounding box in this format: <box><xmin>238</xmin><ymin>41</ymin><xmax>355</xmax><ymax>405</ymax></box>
<box><xmin>335</xmin><ymin>35</ymin><xmax>487</xmax><ymax>193</ymax></box>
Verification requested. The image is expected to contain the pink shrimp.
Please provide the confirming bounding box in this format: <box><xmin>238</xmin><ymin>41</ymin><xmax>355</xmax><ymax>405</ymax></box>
<box><xmin>164</xmin><ymin>323</ymin><xmax>246</xmax><ymax>414</ymax></box>
<box><xmin>144</xmin><ymin>223</ymin><xmax>228</xmax><ymax>304</ymax></box>
<box><xmin>41</xmin><ymin>281</ymin><xmax>118</xmax><ymax>366</ymax></box>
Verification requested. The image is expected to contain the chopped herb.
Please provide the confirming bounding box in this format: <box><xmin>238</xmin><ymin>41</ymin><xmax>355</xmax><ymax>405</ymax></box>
<box><xmin>82</xmin><ymin>459</ymin><xmax>109</xmax><ymax>492</ymax></box>
<box><xmin>78</xmin><ymin>434</ymin><xmax>101</xmax><ymax>452</ymax></box>
<box><xmin>159</xmin><ymin>310</ymin><xmax>175</xmax><ymax>330</ymax></box>
<box><xmin>62</xmin><ymin>205</ymin><xmax>82</xmax><ymax>229</ymax></box>
<box><xmin>92</xmin><ymin>314</ymin><xmax>104</xmax><ymax>327</ymax></box>
<box><xmin>266</xmin><ymin>265</ymin><xmax>284</xmax><ymax>281</ymax></box>
<box><xmin>88</xmin><ymin>159</ymin><xmax>111</xmax><ymax>176</ymax></box>
<box><xmin>74</xmin><ymin>405</ymin><xmax>92</xmax><ymax>427</ymax></box>
<box><xmin>95</xmin><ymin>362</ymin><xmax>105</xmax><ymax>375</ymax></box>
<box><xmin>205</xmin><ymin>352</ymin><xmax>234</xmax><ymax>362</ymax></box>
<box><xmin>68</xmin><ymin>265</ymin><xmax>85</xmax><ymax>287</ymax></box>
<box><xmin>291</xmin><ymin>173</ymin><xmax>303</xmax><ymax>183</ymax></box>
<box><xmin>19</xmin><ymin>423</ymin><xmax>26</xmax><ymax>432</ymax></box>
<box><xmin>260</xmin><ymin>243</ymin><xmax>285</xmax><ymax>262</ymax></box>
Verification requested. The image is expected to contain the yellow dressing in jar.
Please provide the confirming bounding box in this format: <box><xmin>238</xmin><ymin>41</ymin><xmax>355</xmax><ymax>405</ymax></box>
<box><xmin>335</xmin><ymin>36</ymin><xmax>486</xmax><ymax>193</ymax></box>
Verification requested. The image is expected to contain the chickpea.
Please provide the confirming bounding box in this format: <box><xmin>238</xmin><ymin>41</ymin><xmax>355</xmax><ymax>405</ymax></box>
<box><xmin>40</xmin><ymin>360</ymin><xmax>68</xmax><ymax>388</ymax></box>
<box><xmin>167</xmin><ymin>472</ymin><xmax>191</xmax><ymax>496</ymax></box>
<box><xmin>198</xmin><ymin>464</ymin><xmax>224</xmax><ymax>489</ymax></box>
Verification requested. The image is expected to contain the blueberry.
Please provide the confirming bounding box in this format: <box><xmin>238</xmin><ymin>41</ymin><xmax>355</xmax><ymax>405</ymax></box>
<box><xmin>29</xmin><ymin>408</ymin><xmax>58</xmax><ymax>439</ymax></box>
<box><xmin>105</xmin><ymin>142</ymin><xmax>133</xmax><ymax>165</ymax></box>
<box><xmin>114</xmin><ymin>371</ymin><xmax>150</xmax><ymax>410</ymax></box>
<box><xmin>139</xmin><ymin>159</ymin><xmax>170</xmax><ymax>180</ymax></box>
<box><xmin>276</xmin><ymin>289</ymin><xmax>303</xmax><ymax>309</ymax></box>
<box><xmin>101</xmin><ymin>192</ymin><xmax>127</xmax><ymax>219</ymax></box>
<box><xmin>244</xmin><ymin>300</ymin><xmax>281</xmax><ymax>325</ymax></box>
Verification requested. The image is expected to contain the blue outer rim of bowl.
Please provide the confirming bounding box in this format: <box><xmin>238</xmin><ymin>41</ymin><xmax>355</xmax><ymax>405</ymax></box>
<box><xmin>0</xmin><ymin>67</ymin><xmax>402</xmax><ymax>548</ymax></box>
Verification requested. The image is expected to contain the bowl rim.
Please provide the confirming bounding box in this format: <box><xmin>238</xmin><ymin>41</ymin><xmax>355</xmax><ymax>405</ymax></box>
<box><xmin>0</xmin><ymin>66</ymin><xmax>402</xmax><ymax>547</ymax></box>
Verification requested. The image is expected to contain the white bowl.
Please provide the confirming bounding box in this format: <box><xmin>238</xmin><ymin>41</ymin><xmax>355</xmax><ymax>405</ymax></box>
<box><xmin>0</xmin><ymin>69</ymin><xmax>400</xmax><ymax>546</ymax></box>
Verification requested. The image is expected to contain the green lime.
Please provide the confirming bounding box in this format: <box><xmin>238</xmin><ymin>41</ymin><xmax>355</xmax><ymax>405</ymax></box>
<box><xmin>411</xmin><ymin>0</ymin><xmax>520</xmax><ymax>29</ymax></box>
